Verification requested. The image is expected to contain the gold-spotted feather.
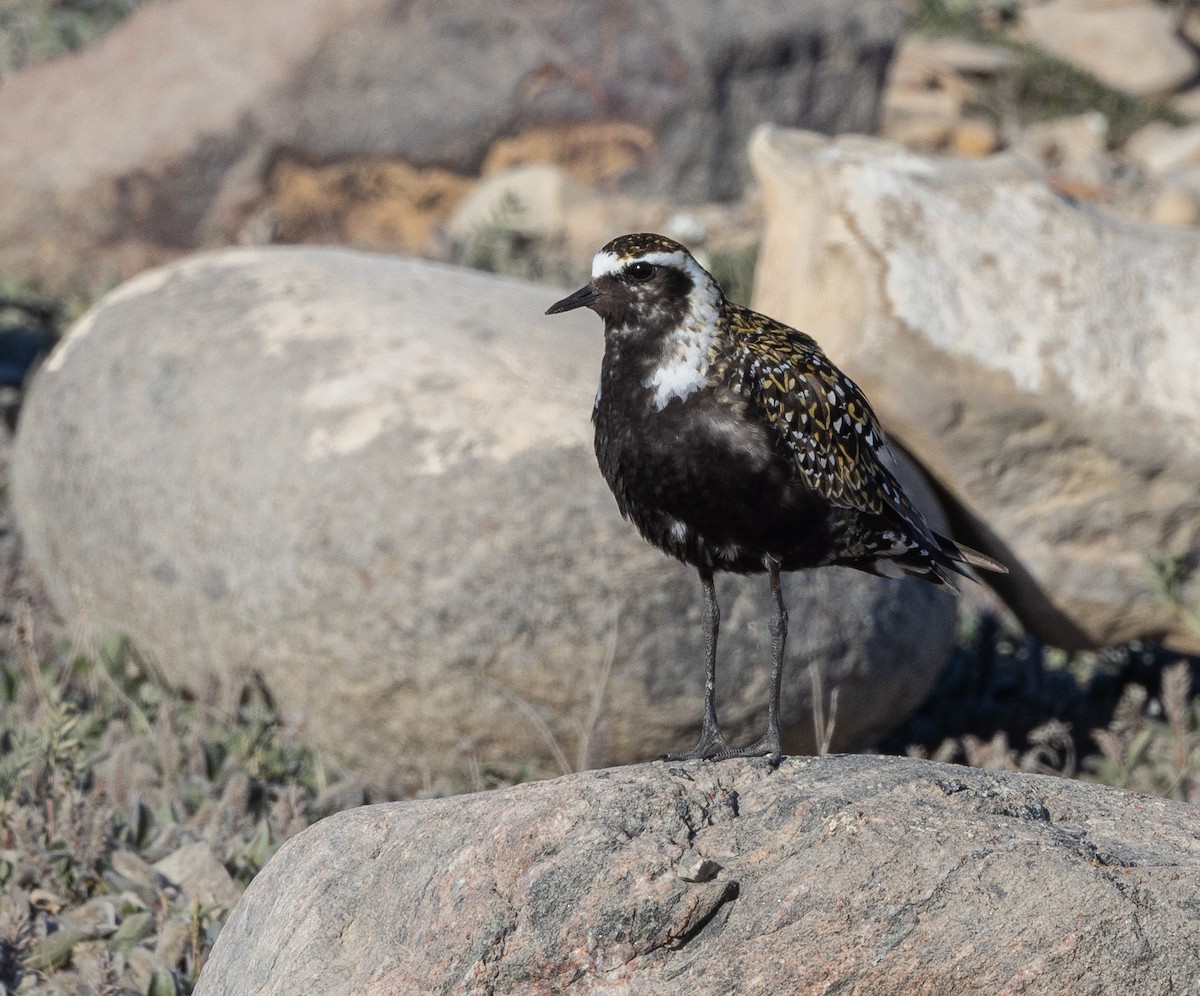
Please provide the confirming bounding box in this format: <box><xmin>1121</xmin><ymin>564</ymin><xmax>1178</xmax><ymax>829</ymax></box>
<box><xmin>717</xmin><ymin>306</ymin><xmax>928</xmax><ymax>535</ymax></box>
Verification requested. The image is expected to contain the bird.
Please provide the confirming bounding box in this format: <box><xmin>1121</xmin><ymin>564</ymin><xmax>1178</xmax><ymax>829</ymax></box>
<box><xmin>545</xmin><ymin>233</ymin><xmax>1007</xmax><ymax>765</ymax></box>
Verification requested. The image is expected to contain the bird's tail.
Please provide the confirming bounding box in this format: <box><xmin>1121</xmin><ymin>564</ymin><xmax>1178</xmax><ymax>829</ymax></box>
<box><xmin>926</xmin><ymin>532</ymin><xmax>1008</xmax><ymax>586</ymax></box>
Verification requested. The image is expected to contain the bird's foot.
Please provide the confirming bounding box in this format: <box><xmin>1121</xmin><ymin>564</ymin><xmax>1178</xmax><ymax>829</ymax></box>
<box><xmin>710</xmin><ymin>728</ymin><xmax>783</xmax><ymax>768</ymax></box>
<box><xmin>661</xmin><ymin>726</ymin><xmax>735</xmax><ymax>762</ymax></box>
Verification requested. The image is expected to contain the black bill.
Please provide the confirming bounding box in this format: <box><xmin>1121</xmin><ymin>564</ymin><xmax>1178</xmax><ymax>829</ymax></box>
<box><xmin>545</xmin><ymin>284</ymin><xmax>600</xmax><ymax>315</ymax></box>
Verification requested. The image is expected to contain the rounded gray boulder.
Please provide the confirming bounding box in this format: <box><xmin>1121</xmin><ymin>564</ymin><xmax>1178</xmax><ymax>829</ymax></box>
<box><xmin>195</xmin><ymin>756</ymin><xmax>1200</xmax><ymax>994</ymax></box>
<box><xmin>14</xmin><ymin>248</ymin><xmax>956</xmax><ymax>793</ymax></box>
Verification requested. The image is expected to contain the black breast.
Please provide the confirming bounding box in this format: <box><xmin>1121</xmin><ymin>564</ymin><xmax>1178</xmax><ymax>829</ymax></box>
<box><xmin>592</xmin><ymin>352</ymin><xmax>834</xmax><ymax>574</ymax></box>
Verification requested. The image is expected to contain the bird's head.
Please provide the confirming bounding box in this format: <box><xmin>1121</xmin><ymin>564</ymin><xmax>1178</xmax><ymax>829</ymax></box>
<box><xmin>545</xmin><ymin>233</ymin><xmax>723</xmax><ymax>334</ymax></box>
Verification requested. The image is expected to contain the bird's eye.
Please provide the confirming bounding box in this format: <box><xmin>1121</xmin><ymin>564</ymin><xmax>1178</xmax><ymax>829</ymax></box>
<box><xmin>626</xmin><ymin>261</ymin><xmax>655</xmax><ymax>281</ymax></box>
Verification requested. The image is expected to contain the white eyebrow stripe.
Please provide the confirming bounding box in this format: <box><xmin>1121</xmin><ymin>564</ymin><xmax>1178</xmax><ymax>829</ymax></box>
<box><xmin>590</xmin><ymin>247</ymin><xmax>705</xmax><ymax>283</ymax></box>
<box><xmin>591</xmin><ymin>251</ymin><xmax>623</xmax><ymax>279</ymax></box>
<box><xmin>635</xmin><ymin>250</ymin><xmax>689</xmax><ymax>270</ymax></box>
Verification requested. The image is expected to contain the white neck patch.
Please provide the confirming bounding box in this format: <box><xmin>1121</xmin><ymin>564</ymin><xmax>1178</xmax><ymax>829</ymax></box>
<box><xmin>646</xmin><ymin>324</ymin><xmax>717</xmax><ymax>411</ymax></box>
<box><xmin>645</xmin><ymin>254</ymin><xmax>722</xmax><ymax>411</ymax></box>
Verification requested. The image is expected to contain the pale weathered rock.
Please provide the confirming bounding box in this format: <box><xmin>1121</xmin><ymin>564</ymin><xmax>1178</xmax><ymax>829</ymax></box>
<box><xmin>194</xmin><ymin>755</ymin><xmax>1200</xmax><ymax>994</ymax></box>
<box><xmin>1125</xmin><ymin>121</ymin><xmax>1200</xmax><ymax>178</ymax></box>
<box><xmin>1149</xmin><ymin>186</ymin><xmax>1200</xmax><ymax>226</ymax></box>
<box><xmin>880</xmin><ymin>84</ymin><xmax>964</xmax><ymax>152</ymax></box>
<box><xmin>560</xmin><ymin>195</ymin><xmax>764</xmax><ymax>291</ymax></box>
<box><xmin>1012</xmin><ymin>111</ymin><xmax>1111</xmax><ymax>190</ymax></box>
<box><xmin>750</xmin><ymin>125</ymin><xmax>1200</xmax><ymax>652</ymax></box>
<box><xmin>153</xmin><ymin>842</ymin><xmax>241</xmax><ymax>912</ymax></box>
<box><xmin>447</xmin><ymin>165</ymin><xmax>590</xmax><ymax>244</ymax></box>
<box><xmin>1020</xmin><ymin>0</ymin><xmax>1198</xmax><ymax>98</ymax></box>
<box><xmin>0</xmin><ymin>0</ymin><xmax>903</xmax><ymax>291</ymax></box>
<box><xmin>900</xmin><ymin>35</ymin><xmax>1016</xmax><ymax>78</ymax></box>
<box><xmin>13</xmin><ymin>248</ymin><xmax>958</xmax><ymax>794</ymax></box>
<box><xmin>950</xmin><ymin>118</ymin><xmax>1001</xmax><ymax>158</ymax></box>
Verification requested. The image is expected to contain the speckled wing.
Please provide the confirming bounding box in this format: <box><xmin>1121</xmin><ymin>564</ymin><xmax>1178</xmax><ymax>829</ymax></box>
<box><xmin>724</xmin><ymin>316</ymin><xmax>929</xmax><ymax>532</ymax></box>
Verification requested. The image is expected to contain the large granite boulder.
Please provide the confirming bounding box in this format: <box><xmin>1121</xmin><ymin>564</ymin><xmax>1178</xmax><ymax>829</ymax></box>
<box><xmin>194</xmin><ymin>755</ymin><xmax>1200</xmax><ymax>993</ymax></box>
<box><xmin>13</xmin><ymin>248</ymin><xmax>958</xmax><ymax>794</ymax></box>
<box><xmin>749</xmin><ymin>125</ymin><xmax>1200</xmax><ymax>653</ymax></box>
<box><xmin>0</xmin><ymin>0</ymin><xmax>903</xmax><ymax>291</ymax></box>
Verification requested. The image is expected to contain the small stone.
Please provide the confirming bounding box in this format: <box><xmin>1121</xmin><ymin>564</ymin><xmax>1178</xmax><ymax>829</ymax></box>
<box><xmin>951</xmin><ymin>119</ymin><xmax>1000</xmax><ymax>158</ymax></box>
<box><xmin>73</xmin><ymin>939</ymin><xmax>117</xmax><ymax>987</ymax></box>
<box><xmin>677</xmin><ymin>849</ymin><xmax>721</xmax><ymax>883</ymax></box>
<box><xmin>1149</xmin><ymin>188</ymin><xmax>1200</xmax><ymax>227</ymax></box>
<box><xmin>1183</xmin><ymin>8</ymin><xmax>1200</xmax><ymax>50</ymax></box>
<box><xmin>1013</xmin><ymin>112</ymin><xmax>1110</xmax><ymax>187</ymax></box>
<box><xmin>127</xmin><ymin>947</ymin><xmax>159</xmax><ymax>992</ymax></box>
<box><xmin>447</xmin><ymin>164</ymin><xmax>588</xmax><ymax>244</ymax></box>
<box><xmin>900</xmin><ymin>36</ymin><xmax>1016</xmax><ymax>78</ymax></box>
<box><xmin>883</xmin><ymin>86</ymin><xmax>963</xmax><ymax>122</ymax></box>
<box><xmin>665</xmin><ymin>213</ymin><xmax>707</xmax><ymax>245</ymax></box>
<box><xmin>153</xmin><ymin>841</ymin><xmax>241</xmax><ymax>911</ymax></box>
<box><xmin>879</xmin><ymin>114</ymin><xmax>954</xmax><ymax>153</ymax></box>
<box><xmin>27</xmin><ymin>888</ymin><xmax>65</xmax><ymax>914</ymax></box>
<box><xmin>879</xmin><ymin>84</ymin><xmax>965</xmax><ymax>152</ymax></box>
<box><xmin>110</xmin><ymin>848</ymin><xmax>162</xmax><ymax>891</ymax></box>
<box><xmin>57</xmin><ymin>897</ymin><xmax>117</xmax><ymax>938</ymax></box>
<box><xmin>1125</xmin><ymin>122</ymin><xmax>1200</xmax><ymax>178</ymax></box>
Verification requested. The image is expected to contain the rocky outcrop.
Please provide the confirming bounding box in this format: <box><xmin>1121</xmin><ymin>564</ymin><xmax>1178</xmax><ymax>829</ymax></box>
<box><xmin>0</xmin><ymin>0</ymin><xmax>903</xmax><ymax>291</ymax></box>
<box><xmin>13</xmin><ymin>248</ymin><xmax>959</xmax><ymax>795</ymax></box>
<box><xmin>749</xmin><ymin>125</ymin><xmax>1200</xmax><ymax>653</ymax></box>
<box><xmin>194</xmin><ymin>754</ymin><xmax>1200</xmax><ymax>994</ymax></box>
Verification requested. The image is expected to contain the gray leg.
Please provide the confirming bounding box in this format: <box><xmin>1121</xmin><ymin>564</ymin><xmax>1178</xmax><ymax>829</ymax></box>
<box><xmin>663</xmin><ymin>569</ymin><xmax>735</xmax><ymax>761</ymax></box>
<box><xmin>713</xmin><ymin>564</ymin><xmax>787</xmax><ymax>765</ymax></box>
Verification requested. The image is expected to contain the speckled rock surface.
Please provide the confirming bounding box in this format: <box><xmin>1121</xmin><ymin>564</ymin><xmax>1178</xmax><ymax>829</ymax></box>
<box><xmin>750</xmin><ymin>125</ymin><xmax>1200</xmax><ymax>653</ymax></box>
<box><xmin>13</xmin><ymin>247</ymin><xmax>958</xmax><ymax>794</ymax></box>
<box><xmin>195</xmin><ymin>755</ymin><xmax>1200</xmax><ymax>994</ymax></box>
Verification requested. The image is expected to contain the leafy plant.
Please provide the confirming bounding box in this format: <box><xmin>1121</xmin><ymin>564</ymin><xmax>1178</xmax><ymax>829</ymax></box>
<box><xmin>1148</xmin><ymin>552</ymin><xmax>1200</xmax><ymax>639</ymax></box>
<box><xmin>705</xmin><ymin>245</ymin><xmax>758</xmax><ymax>309</ymax></box>
<box><xmin>0</xmin><ymin>623</ymin><xmax>360</xmax><ymax>992</ymax></box>
<box><xmin>1085</xmin><ymin>662</ymin><xmax>1200</xmax><ymax>803</ymax></box>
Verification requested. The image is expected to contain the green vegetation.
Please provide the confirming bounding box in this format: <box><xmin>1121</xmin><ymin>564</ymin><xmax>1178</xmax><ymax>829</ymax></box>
<box><xmin>454</xmin><ymin>198</ymin><xmax>759</xmax><ymax>308</ymax></box>
<box><xmin>0</xmin><ymin>629</ymin><xmax>360</xmax><ymax>993</ymax></box>
<box><xmin>908</xmin><ymin>0</ymin><xmax>1188</xmax><ymax>147</ymax></box>
<box><xmin>976</xmin><ymin>44</ymin><xmax>1188</xmax><ymax>148</ymax></box>
<box><xmin>881</xmin><ymin>612</ymin><xmax>1200</xmax><ymax>805</ymax></box>
<box><xmin>454</xmin><ymin>192</ymin><xmax>586</xmax><ymax>289</ymax></box>
<box><xmin>0</xmin><ymin>0</ymin><xmax>151</xmax><ymax>82</ymax></box>
<box><xmin>704</xmin><ymin>245</ymin><xmax>758</xmax><ymax>309</ymax></box>
<box><xmin>909</xmin><ymin>0</ymin><xmax>1007</xmax><ymax>36</ymax></box>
